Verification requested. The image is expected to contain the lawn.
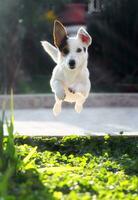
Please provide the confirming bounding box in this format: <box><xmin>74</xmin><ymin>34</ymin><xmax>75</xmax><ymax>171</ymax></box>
<box><xmin>1</xmin><ymin>135</ymin><xmax>138</xmax><ymax>200</ymax></box>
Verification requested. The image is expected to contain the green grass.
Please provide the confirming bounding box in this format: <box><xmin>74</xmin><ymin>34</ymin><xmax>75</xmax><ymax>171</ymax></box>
<box><xmin>0</xmin><ymin>92</ymin><xmax>138</xmax><ymax>199</ymax></box>
<box><xmin>3</xmin><ymin>136</ymin><xmax>137</xmax><ymax>200</ymax></box>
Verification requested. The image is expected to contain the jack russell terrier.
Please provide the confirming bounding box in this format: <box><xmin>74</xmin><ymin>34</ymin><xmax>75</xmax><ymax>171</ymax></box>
<box><xmin>41</xmin><ymin>20</ymin><xmax>92</xmax><ymax>116</ymax></box>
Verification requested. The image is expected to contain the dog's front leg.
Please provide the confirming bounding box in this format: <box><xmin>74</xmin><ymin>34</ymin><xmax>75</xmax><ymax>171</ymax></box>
<box><xmin>77</xmin><ymin>79</ymin><xmax>91</xmax><ymax>97</ymax></box>
<box><xmin>53</xmin><ymin>97</ymin><xmax>62</xmax><ymax>116</ymax></box>
<box><xmin>50</xmin><ymin>79</ymin><xmax>65</xmax><ymax>100</ymax></box>
<box><xmin>75</xmin><ymin>96</ymin><xmax>86</xmax><ymax>113</ymax></box>
<box><xmin>74</xmin><ymin>81</ymin><xmax>90</xmax><ymax>113</ymax></box>
<box><xmin>50</xmin><ymin>79</ymin><xmax>65</xmax><ymax>115</ymax></box>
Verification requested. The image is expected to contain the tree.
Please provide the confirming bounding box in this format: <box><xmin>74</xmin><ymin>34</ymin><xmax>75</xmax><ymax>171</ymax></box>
<box><xmin>0</xmin><ymin>0</ymin><xmax>23</xmax><ymax>93</ymax></box>
<box><xmin>102</xmin><ymin>0</ymin><xmax>138</xmax><ymax>81</ymax></box>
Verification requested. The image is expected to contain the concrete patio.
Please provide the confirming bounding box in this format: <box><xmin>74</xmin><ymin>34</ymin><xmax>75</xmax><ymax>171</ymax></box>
<box><xmin>11</xmin><ymin>107</ymin><xmax>138</xmax><ymax>136</ymax></box>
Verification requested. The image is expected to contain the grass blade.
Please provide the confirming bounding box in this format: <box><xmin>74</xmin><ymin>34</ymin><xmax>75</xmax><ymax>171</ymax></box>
<box><xmin>0</xmin><ymin>101</ymin><xmax>6</xmax><ymax>171</ymax></box>
<box><xmin>23</xmin><ymin>147</ymin><xmax>37</xmax><ymax>165</ymax></box>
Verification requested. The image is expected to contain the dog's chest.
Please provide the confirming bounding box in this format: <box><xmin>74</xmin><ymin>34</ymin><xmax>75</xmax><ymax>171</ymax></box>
<box><xmin>63</xmin><ymin>70</ymin><xmax>79</xmax><ymax>86</ymax></box>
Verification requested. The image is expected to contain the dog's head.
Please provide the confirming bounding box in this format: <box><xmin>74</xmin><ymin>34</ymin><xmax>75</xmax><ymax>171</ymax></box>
<box><xmin>53</xmin><ymin>20</ymin><xmax>92</xmax><ymax>70</ymax></box>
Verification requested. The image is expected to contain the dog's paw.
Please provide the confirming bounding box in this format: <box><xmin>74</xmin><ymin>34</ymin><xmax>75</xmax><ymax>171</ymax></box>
<box><xmin>55</xmin><ymin>90</ymin><xmax>66</xmax><ymax>100</ymax></box>
<box><xmin>75</xmin><ymin>103</ymin><xmax>83</xmax><ymax>113</ymax></box>
<box><xmin>68</xmin><ymin>87</ymin><xmax>75</xmax><ymax>94</ymax></box>
<box><xmin>53</xmin><ymin>103</ymin><xmax>61</xmax><ymax>116</ymax></box>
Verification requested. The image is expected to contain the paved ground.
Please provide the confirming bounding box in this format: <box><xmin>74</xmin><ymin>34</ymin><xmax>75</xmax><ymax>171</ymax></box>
<box><xmin>4</xmin><ymin>107</ymin><xmax>138</xmax><ymax>136</ymax></box>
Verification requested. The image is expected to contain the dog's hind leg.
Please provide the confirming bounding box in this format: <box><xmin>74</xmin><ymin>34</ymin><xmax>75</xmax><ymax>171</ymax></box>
<box><xmin>75</xmin><ymin>103</ymin><xmax>83</xmax><ymax>113</ymax></box>
<box><xmin>53</xmin><ymin>99</ymin><xmax>62</xmax><ymax>116</ymax></box>
<box><xmin>74</xmin><ymin>94</ymin><xmax>85</xmax><ymax>113</ymax></box>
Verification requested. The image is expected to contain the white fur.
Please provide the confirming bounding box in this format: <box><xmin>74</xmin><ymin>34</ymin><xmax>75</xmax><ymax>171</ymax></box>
<box><xmin>41</xmin><ymin>41</ymin><xmax>58</xmax><ymax>63</ymax></box>
<box><xmin>41</xmin><ymin>27</ymin><xmax>92</xmax><ymax>116</ymax></box>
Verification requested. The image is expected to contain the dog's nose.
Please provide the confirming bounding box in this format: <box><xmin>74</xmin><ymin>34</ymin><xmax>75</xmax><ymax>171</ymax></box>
<box><xmin>69</xmin><ymin>59</ymin><xmax>75</xmax><ymax>69</ymax></box>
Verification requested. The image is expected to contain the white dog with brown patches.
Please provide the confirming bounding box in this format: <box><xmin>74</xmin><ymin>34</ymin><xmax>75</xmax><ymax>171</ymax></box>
<box><xmin>41</xmin><ymin>20</ymin><xmax>92</xmax><ymax>116</ymax></box>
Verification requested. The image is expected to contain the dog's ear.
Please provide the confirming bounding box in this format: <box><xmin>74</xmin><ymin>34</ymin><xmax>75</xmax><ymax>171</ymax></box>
<box><xmin>53</xmin><ymin>20</ymin><xmax>67</xmax><ymax>49</ymax></box>
<box><xmin>77</xmin><ymin>28</ymin><xmax>92</xmax><ymax>46</ymax></box>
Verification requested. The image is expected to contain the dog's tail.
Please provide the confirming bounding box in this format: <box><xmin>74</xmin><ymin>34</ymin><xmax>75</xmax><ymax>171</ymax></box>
<box><xmin>41</xmin><ymin>41</ymin><xmax>58</xmax><ymax>63</ymax></box>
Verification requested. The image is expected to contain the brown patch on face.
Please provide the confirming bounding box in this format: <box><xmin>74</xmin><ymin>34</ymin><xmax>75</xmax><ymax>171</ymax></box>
<box><xmin>61</xmin><ymin>44</ymin><xmax>69</xmax><ymax>56</ymax></box>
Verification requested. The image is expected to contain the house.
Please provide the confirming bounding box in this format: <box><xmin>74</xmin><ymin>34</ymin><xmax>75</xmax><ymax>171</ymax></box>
<box><xmin>59</xmin><ymin>3</ymin><xmax>87</xmax><ymax>36</ymax></box>
<box><xmin>59</xmin><ymin>1</ymin><xmax>103</xmax><ymax>35</ymax></box>
<box><xmin>88</xmin><ymin>0</ymin><xmax>103</xmax><ymax>14</ymax></box>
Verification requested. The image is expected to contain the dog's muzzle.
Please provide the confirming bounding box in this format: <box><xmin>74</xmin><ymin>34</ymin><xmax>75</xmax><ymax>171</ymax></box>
<box><xmin>69</xmin><ymin>59</ymin><xmax>76</xmax><ymax>69</ymax></box>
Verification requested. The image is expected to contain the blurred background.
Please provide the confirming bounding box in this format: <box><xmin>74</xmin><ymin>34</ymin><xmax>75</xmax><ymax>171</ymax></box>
<box><xmin>0</xmin><ymin>0</ymin><xmax>138</xmax><ymax>94</ymax></box>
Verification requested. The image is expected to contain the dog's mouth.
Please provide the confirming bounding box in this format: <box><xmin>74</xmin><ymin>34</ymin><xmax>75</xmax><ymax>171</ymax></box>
<box><xmin>69</xmin><ymin>65</ymin><xmax>76</xmax><ymax>70</ymax></box>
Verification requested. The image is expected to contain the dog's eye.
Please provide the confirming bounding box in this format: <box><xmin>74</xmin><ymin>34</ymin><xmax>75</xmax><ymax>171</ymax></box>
<box><xmin>76</xmin><ymin>48</ymin><xmax>82</xmax><ymax>53</ymax></box>
<box><xmin>62</xmin><ymin>48</ymin><xmax>69</xmax><ymax>55</ymax></box>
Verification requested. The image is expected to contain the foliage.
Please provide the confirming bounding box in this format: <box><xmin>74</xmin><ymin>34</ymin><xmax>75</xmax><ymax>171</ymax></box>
<box><xmin>20</xmin><ymin>0</ymin><xmax>71</xmax><ymax>78</ymax></box>
<box><xmin>0</xmin><ymin>0</ymin><xmax>23</xmax><ymax>93</ymax></box>
<box><xmin>0</xmin><ymin>91</ymin><xmax>18</xmax><ymax>198</ymax></box>
<box><xmin>0</xmin><ymin>94</ymin><xmax>44</xmax><ymax>199</ymax></box>
<box><xmin>0</xmin><ymin>135</ymin><xmax>137</xmax><ymax>199</ymax></box>
<box><xmin>101</xmin><ymin>0</ymin><xmax>138</xmax><ymax>80</ymax></box>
